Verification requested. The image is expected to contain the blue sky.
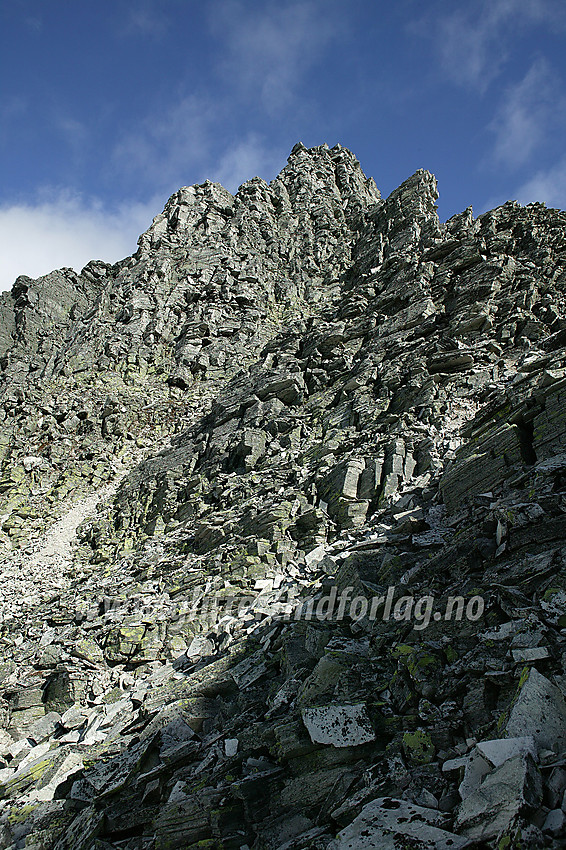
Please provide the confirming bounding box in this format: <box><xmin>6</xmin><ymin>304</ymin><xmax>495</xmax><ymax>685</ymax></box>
<box><xmin>1</xmin><ymin>0</ymin><xmax>566</xmax><ymax>290</ymax></box>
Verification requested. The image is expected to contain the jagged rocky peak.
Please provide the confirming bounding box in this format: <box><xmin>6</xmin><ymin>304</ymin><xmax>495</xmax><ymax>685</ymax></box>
<box><xmin>278</xmin><ymin>141</ymin><xmax>381</xmax><ymax>215</ymax></box>
<box><xmin>137</xmin><ymin>141</ymin><xmax>382</xmax><ymax>258</ymax></box>
<box><xmin>1</xmin><ymin>143</ymin><xmax>566</xmax><ymax>848</ymax></box>
<box><xmin>381</xmin><ymin>168</ymin><xmax>443</xmax><ymax>245</ymax></box>
<box><xmin>0</xmin><ymin>143</ymin><xmax>389</xmax><ymax>392</ymax></box>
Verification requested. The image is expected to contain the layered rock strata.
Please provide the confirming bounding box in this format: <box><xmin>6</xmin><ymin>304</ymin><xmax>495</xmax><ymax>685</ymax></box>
<box><xmin>0</xmin><ymin>144</ymin><xmax>565</xmax><ymax>848</ymax></box>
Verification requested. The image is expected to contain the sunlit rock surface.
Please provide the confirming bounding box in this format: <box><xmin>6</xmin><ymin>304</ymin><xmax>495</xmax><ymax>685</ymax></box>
<box><xmin>0</xmin><ymin>143</ymin><xmax>566</xmax><ymax>848</ymax></box>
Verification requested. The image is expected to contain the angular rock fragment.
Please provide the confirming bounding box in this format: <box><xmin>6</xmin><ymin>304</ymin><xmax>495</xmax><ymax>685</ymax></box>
<box><xmin>455</xmin><ymin>753</ymin><xmax>542</xmax><ymax>842</ymax></box>
<box><xmin>505</xmin><ymin>667</ymin><xmax>566</xmax><ymax>753</ymax></box>
<box><xmin>328</xmin><ymin>798</ymin><xmax>471</xmax><ymax>849</ymax></box>
<box><xmin>301</xmin><ymin>704</ymin><xmax>376</xmax><ymax>747</ymax></box>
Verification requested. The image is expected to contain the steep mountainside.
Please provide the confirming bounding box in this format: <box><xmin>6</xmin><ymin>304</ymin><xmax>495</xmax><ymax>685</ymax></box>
<box><xmin>0</xmin><ymin>143</ymin><xmax>566</xmax><ymax>848</ymax></box>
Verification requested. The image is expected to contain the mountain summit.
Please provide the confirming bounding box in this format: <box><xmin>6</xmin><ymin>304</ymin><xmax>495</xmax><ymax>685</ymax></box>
<box><xmin>0</xmin><ymin>144</ymin><xmax>566</xmax><ymax>847</ymax></box>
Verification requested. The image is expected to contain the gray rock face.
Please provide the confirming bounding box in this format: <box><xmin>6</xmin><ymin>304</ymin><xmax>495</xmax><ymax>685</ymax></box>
<box><xmin>329</xmin><ymin>798</ymin><xmax>471</xmax><ymax>849</ymax></box>
<box><xmin>301</xmin><ymin>704</ymin><xmax>376</xmax><ymax>747</ymax></box>
<box><xmin>505</xmin><ymin>667</ymin><xmax>566</xmax><ymax>752</ymax></box>
<box><xmin>0</xmin><ymin>143</ymin><xmax>566</xmax><ymax>847</ymax></box>
<box><xmin>455</xmin><ymin>752</ymin><xmax>543</xmax><ymax>842</ymax></box>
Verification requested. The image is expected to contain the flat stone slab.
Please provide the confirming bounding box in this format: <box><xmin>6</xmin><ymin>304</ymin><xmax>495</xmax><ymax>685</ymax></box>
<box><xmin>511</xmin><ymin>647</ymin><xmax>550</xmax><ymax>662</ymax></box>
<box><xmin>506</xmin><ymin>667</ymin><xmax>566</xmax><ymax>753</ymax></box>
<box><xmin>328</xmin><ymin>798</ymin><xmax>471</xmax><ymax>849</ymax></box>
<box><xmin>455</xmin><ymin>753</ymin><xmax>542</xmax><ymax>842</ymax></box>
<box><xmin>230</xmin><ymin>651</ymin><xmax>268</xmax><ymax>689</ymax></box>
<box><xmin>543</xmin><ymin>808</ymin><xmax>566</xmax><ymax>837</ymax></box>
<box><xmin>459</xmin><ymin>736</ymin><xmax>537</xmax><ymax>798</ymax></box>
<box><xmin>476</xmin><ymin>736</ymin><xmax>536</xmax><ymax>767</ymax></box>
<box><xmin>301</xmin><ymin>704</ymin><xmax>375</xmax><ymax>747</ymax></box>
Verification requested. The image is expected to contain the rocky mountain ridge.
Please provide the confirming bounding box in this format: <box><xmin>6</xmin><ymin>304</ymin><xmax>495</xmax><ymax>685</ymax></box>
<box><xmin>0</xmin><ymin>143</ymin><xmax>565</xmax><ymax>848</ymax></box>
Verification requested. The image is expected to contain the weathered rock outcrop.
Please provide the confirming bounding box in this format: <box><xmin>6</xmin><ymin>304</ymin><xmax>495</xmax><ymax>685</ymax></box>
<box><xmin>0</xmin><ymin>143</ymin><xmax>566</xmax><ymax>848</ymax></box>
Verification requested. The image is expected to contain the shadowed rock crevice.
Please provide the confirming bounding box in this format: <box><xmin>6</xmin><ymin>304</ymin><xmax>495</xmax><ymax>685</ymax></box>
<box><xmin>516</xmin><ymin>415</ymin><xmax>538</xmax><ymax>465</ymax></box>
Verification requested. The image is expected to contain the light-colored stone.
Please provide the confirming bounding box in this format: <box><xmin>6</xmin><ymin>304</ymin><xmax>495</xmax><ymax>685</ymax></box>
<box><xmin>505</xmin><ymin>668</ymin><xmax>566</xmax><ymax>753</ymax></box>
<box><xmin>328</xmin><ymin>798</ymin><xmax>471</xmax><ymax>849</ymax></box>
<box><xmin>301</xmin><ymin>704</ymin><xmax>375</xmax><ymax>747</ymax></box>
<box><xmin>225</xmin><ymin>738</ymin><xmax>238</xmax><ymax>757</ymax></box>
<box><xmin>455</xmin><ymin>753</ymin><xmax>542</xmax><ymax>842</ymax></box>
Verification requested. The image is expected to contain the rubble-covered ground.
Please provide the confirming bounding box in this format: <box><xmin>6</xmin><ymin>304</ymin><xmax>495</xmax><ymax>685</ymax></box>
<box><xmin>0</xmin><ymin>143</ymin><xmax>566</xmax><ymax>848</ymax></box>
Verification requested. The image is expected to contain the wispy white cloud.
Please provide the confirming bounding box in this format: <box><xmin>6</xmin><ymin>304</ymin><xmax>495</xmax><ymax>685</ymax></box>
<box><xmin>56</xmin><ymin>116</ymin><xmax>88</xmax><ymax>144</ymax></box>
<box><xmin>53</xmin><ymin>115</ymin><xmax>90</xmax><ymax>167</ymax></box>
<box><xmin>434</xmin><ymin>5</ymin><xmax>507</xmax><ymax>91</ymax></box>
<box><xmin>0</xmin><ymin>190</ymin><xmax>158</xmax><ymax>292</ymax></box>
<box><xmin>111</xmin><ymin>95</ymin><xmax>216</xmax><ymax>191</ymax></box>
<box><xmin>0</xmin><ymin>129</ymin><xmax>289</xmax><ymax>293</ymax></box>
<box><xmin>422</xmin><ymin>0</ymin><xmax>566</xmax><ymax>91</ymax></box>
<box><xmin>210</xmin><ymin>0</ymin><xmax>338</xmax><ymax>114</ymax></box>
<box><xmin>489</xmin><ymin>58</ymin><xmax>564</xmax><ymax>169</ymax></box>
<box><xmin>121</xmin><ymin>0</ymin><xmax>169</xmax><ymax>37</ymax></box>
<box><xmin>111</xmin><ymin>1</ymin><xmax>337</xmax><ymax>196</ymax></box>
<box><xmin>209</xmin><ymin>134</ymin><xmax>287</xmax><ymax>193</ymax></box>
<box><xmin>515</xmin><ymin>157</ymin><xmax>566</xmax><ymax>209</ymax></box>
<box><xmin>112</xmin><ymin>93</ymin><xmax>287</xmax><ymax>195</ymax></box>
<box><xmin>23</xmin><ymin>13</ymin><xmax>42</xmax><ymax>33</ymax></box>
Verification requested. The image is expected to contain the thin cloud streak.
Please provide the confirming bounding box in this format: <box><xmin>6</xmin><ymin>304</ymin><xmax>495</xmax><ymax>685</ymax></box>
<box><xmin>211</xmin><ymin>0</ymin><xmax>338</xmax><ymax>114</ymax></box>
<box><xmin>112</xmin><ymin>93</ymin><xmax>288</xmax><ymax>196</ymax></box>
<box><xmin>210</xmin><ymin>134</ymin><xmax>287</xmax><ymax>193</ymax></box>
<box><xmin>109</xmin><ymin>1</ymin><xmax>339</xmax><ymax>197</ymax></box>
<box><xmin>121</xmin><ymin>0</ymin><xmax>170</xmax><ymax>38</ymax></box>
<box><xmin>489</xmin><ymin>58</ymin><xmax>564</xmax><ymax>169</ymax></box>
<box><xmin>111</xmin><ymin>94</ymin><xmax>216</xmax><ymax>191</ymax></box>
<box><xmin>423</xmin><ymin>0</ymin><xmax>566</xmax><ymax>91</ymax></box>
<box><xmin>515</xmin><ymin>157</ymin><xmax>566</xmax><ymax>209</ymax></box>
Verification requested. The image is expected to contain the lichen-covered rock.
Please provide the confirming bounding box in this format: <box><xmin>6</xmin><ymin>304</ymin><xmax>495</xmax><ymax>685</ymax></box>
<box><xmin>504</xmin><ymin>667</ymin><xmax>566</xmax><ymax>752</ymax></box>
<box><xmin>329</xmin><ymin>798</ymin><xmax>471</xmax><ymax>849</ymax></box>
<box><xmin>454</xmin><ymin>753</ymin><xmax>542</xmax><ymax>842</ymax></box>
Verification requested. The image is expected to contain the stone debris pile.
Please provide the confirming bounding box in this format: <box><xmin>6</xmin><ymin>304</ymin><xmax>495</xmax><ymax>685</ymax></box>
<box><xmin>0</xmin><ymin>143</ymin><xmax>565</xmax><ymax>847</ymax></box>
